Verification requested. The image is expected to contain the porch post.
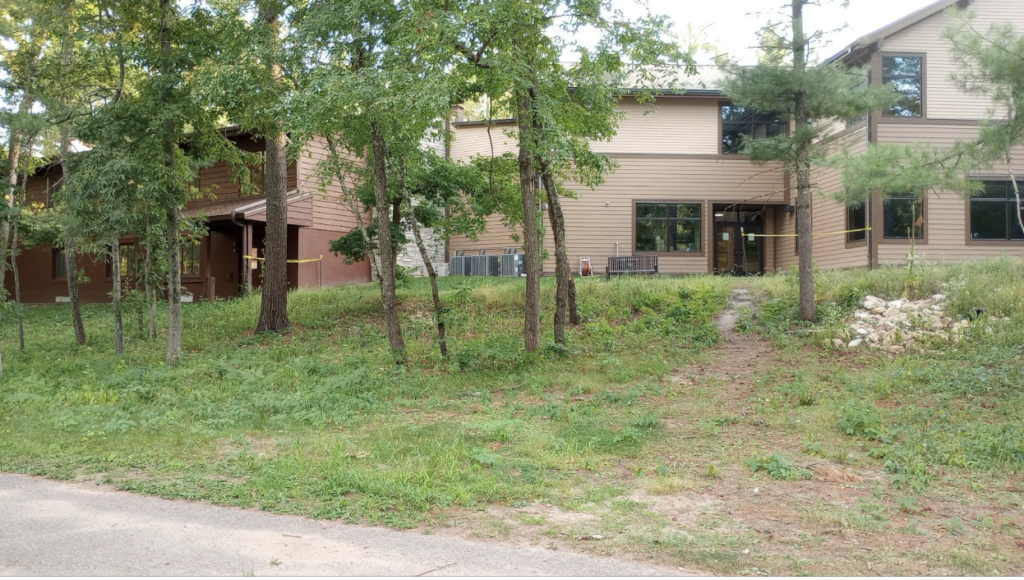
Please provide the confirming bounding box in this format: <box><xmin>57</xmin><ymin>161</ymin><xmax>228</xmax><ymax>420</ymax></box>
<box><xmin>243</xmin><ymin>223</ymin><xmax>253</xmax><ymax>293</ymax></box>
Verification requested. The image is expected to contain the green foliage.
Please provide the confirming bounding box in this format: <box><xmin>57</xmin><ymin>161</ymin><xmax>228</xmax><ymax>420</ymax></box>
<box><xmin>747</xmin><ymin>453</ymin><xmax>811</xmax><ymax>481</ymax></box>
<box><xmin>838</xmin><ymin>402</ymin><xmax>886</xmax><ymax>441</ymax></box>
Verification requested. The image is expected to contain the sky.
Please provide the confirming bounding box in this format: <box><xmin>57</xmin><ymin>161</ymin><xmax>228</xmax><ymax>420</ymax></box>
<box><xmin>609</xmin><ymin>0</ymin><xmax>940</xmax><ymax>64</ymax></box>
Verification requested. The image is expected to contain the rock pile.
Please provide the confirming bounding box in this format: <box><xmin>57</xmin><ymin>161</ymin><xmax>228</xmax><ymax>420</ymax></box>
<box><xmin>836</xmin><ymin>294</ymin><xmax>965</xmax><ymax>354</ymax></box>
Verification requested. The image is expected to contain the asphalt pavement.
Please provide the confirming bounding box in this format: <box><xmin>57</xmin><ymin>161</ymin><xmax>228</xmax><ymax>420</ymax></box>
<box><xmin>0</xmin><ymin>473</ymin><xmax>682</xmax><ymax>576</ymax></box>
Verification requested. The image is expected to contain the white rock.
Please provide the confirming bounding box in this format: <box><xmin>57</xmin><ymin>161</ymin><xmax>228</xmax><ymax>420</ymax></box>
<box><xmin>883</xmin><ymin>306</ymin><xmax>901</xmax><ymax>318</ymax></box>
<box><xmin>867</xmin><ymin>333</ymin><xmax>881</xmax><ymax>344</ymax></box>
<box><xmin>857</xmin><ymin>328</ymin><xmax>869</xmax><ymax>336</ymax></box>
<box><xmin>848</xmin><ymin>339</ymin><xmax>864</xmax><ymax>348</ymax></box>
<box><xmin>888</xmin><ymin>299</ymin><xmax>904</xmax><ymax>309</ymax></box>
<box><xmin>863</xmin><ymin>296</ymin><xmax>887</xmax><ymax>310</ymax></box>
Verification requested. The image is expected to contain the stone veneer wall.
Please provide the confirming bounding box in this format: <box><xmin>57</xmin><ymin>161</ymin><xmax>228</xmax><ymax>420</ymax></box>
<box><xmin>396</xmin><ymin>134</ymin><xmax>448</xmax><ymax>276</ymax></box>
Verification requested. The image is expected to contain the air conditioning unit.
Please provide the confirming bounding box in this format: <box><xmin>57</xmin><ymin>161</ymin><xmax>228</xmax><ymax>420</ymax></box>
<box><xmin>499</xmin><ymin>253</ymin><xmax>524</xmax><ymax>277</ymax></box>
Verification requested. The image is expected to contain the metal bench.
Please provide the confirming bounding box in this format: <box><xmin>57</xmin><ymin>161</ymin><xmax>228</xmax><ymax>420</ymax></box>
<box><xmin>606</xmin><ymin>256</ymin><xmax>658</xmax><ymax>280</ymax></box>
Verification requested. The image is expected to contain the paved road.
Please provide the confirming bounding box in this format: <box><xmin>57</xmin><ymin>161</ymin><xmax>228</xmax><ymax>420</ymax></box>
<box><xmin>0</xmin><ymin>474</ymin><xmax>679</xmax><ymax>576</ymax></box>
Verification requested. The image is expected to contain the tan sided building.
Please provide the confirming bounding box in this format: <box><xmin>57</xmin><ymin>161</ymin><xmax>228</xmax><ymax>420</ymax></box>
<box><xmin>448</xmin><ymin>0</ymin><xmax>1024</xmax><ymax>276</ymax></box>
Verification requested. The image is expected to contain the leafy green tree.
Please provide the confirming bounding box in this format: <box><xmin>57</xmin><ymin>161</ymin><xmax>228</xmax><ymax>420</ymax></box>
<box><xmin>196</xmin><ymin>0</ymin><xmax>295</xmax><ymax>332</ymax></box>
<box><xmin>447</xmin><ymin>0</ymin><xmax>687</xmax><ymax>347</ymax></box>
<box><xmin>722</xmin><ymin>0</ymin><xmax>899</xmax><ymax>322</ymax></box>
<box><xmin>292</xmin><ymin>0</ymin><xmax>462</xmax><ymax>365</ymax></box>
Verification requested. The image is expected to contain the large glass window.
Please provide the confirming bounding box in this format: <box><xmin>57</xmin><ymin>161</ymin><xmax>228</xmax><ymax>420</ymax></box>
<box><xmin>181</xmin><ymin>240</ymin><xmax>201</xmax><ymax>275</ymax></box>
<box><xmin>721</xmin><ymin>104</ymin><xmax>786</xmax><ymax>154</ymax></box>
<box><xmin>106</xmin><ymin>243</ymin><xmax>138</xmax><ymax>279</ymax></box>
<box><xmin>971</xmin><ymin>181</ymin><xmax>1024</xmax><ymax>241</ymax></box>
<box><xmin>636</xmin><ymin>203</ymin><xmax>702</xmax><ymax>253</ymax></box>
<box><xmin>882</xmin><ymin>56</ymin><xmax>923</xmax><ymax>118</ymax></box>
<box><xmin>883</xmin><ymin>194</ymin><xmax>924</xmax><ymax>239</ymax></box>
<box><xmin>847</xmin><ymin>202</ymin><xmax>867</xmax><ymax>243</ymax></box>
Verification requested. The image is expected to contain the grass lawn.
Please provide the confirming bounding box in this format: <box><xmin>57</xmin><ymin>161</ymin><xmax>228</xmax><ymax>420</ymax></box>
<box><xmin>1</xmin><ymin>259</ymin><xmax>1022</xmax><ymax>575</ymax></box>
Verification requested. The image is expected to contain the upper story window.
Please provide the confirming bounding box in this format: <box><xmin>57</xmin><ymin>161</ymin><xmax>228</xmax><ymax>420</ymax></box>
<box><xmin>970</xmin><ymin>181</ymin><xmax>1024</xmax><ymax>241</ymax></box>
<box><xmin>883</xmin><ymin>193</ymin><xmax>924</xmax><ymax>239</ymax></box>
<box><xmin>635</xmin><ymin>203</ymin><xmax>702</xmax><ymax>253</ymax></box>
<box><xmin>882</xmin><ymin>56</ymin><xmax>923</xmax><ymax>118</ymax></box>
<box><xmin>721</xmin><ymin>104</ymin><xmax>786</xmax><ymax>154</ymax></box>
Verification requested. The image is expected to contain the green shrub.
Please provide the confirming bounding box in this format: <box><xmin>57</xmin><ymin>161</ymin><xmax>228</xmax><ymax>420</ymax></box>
<box><xmin>747</xmin><ymin>453</ymin><xmax>812</xmax><ymax>481</ymax></box>
<box><xmin>838</xmin><ymin>401</ymin><xmax>886</xmax><ymax>441</ymax></box>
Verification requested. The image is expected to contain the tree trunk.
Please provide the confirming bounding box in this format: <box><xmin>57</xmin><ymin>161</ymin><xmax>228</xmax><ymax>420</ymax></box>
<box><xmin>60</xmin><ymin>127</ymin><xmax>87</xmax><ymax>345</ymax></box>
<box><xmin>400</xmin><ymin>164</ymin><xmax>448</xmax><ymax>359</ymax></box>
<box><xmin>111</xmin><ymin>240</ymin><xmax>124</xmax><ymax>354</ymax></box>
<box><xmin>370</xmin><ymin>120</ymin><xmax>407</xmax><ymax>364</ymax></box>
<box><xmin>255</xmin><ymin>1</ymin><xmax>289</xmax><ymax>333</ymax></box>
<box><xmin>256</xmin><ymin>130</ymin><xmax>290</xmax><ymax>332</ymax></box>
<box><xmin>539</xmin><ymin>163</ymin><xmax>578</xmax><ymax>342</ymax></box>
<box><xmin>161</xmin><ymin>0</ymin><xmax>183</xmax><ymax>363</ymax></box>
<box><xmin>792</xmin><ymin>0</ymin><xmax>817</xmax><ymax>323</ymax></box>
<box><xmin>516</xmin><ymin>89</ymin><xmax>542</xmax><ymax>352</ymax></box>
<box><xmin>12</xmin><ymin>140</ymin><xmax>33</xmax><ymax>351</ymax></box>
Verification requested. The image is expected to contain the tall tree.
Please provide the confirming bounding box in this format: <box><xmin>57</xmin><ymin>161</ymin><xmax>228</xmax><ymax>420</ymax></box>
<box><xmin>722</xmin><ymin>0</ymin><xmax>899</xmax><ymax>322</ymax></box>
<box><xmin>293</xmin><ymin>0</ymin><xmax>461</xmax><ymax>365</ymax></box>
<box><xmin>449</xmin><ymin>0</ymin><xmax>686</xmax><ymax>347</ymax></box>
<box><xmin>197</xmin><ymin>0</ymin><xmax>295</xmax><ymax>333</ymax></box>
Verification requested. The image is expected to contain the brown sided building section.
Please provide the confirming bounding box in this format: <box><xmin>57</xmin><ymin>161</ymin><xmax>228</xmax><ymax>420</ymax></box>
<box><xmin>8</xmin><ymin>133</ymin><xmax>371</xmax><ymax>304</ymax></box>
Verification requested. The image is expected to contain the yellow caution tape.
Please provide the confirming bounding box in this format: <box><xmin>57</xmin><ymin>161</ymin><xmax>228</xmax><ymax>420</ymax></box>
<box><xmin>740</xmin><ymin>227</ymin><xmax>872</xmax><ymax>238</ymax></box>
<box><xmin>244</xmin><ymin>254</ymin><xmax>324</xmax><ymax>263</ymax></box>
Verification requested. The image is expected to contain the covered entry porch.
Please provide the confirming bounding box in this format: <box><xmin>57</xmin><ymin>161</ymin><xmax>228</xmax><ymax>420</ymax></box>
<box><xmin>711</xmin><ymin>203</ymin><xmax>787</xmax><ymax>276</ymax></box>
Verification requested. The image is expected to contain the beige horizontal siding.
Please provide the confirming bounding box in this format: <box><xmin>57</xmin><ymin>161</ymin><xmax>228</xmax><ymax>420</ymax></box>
<box><xmin>882</xmin><ymin>0</ymin><xmax>1024</xmax><ymax>120</ymax></box>
<box><xmin>876</xmin><ymin>121</ymin><xmax>1024</xmax><ymax>265</ymax></box>
<box><xmin>451</xmin><ymin>156</ymin><xmax>786</xmax><ymax>275</ymax></box>
<box><xmin>591</xmin><ymin>98</ymin><xmax>720</xmax><ymax>155</ymax></box>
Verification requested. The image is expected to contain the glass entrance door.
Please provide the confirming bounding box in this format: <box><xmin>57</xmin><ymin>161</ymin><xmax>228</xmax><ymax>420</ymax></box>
<box><xmin>714</xmin><ymin>210</ymin><xmax>764</xmax><ymax>275</ymax></box>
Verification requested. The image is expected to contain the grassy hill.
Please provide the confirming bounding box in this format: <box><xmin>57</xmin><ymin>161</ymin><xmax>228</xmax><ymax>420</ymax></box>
<box><xmin>1</xmin><ymin>258</ymin><xmax>1022</xmax><ymax>575</ymax></box>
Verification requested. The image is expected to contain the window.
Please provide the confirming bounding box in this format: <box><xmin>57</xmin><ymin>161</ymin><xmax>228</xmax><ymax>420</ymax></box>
<box><xmin>53</xmin><ymin>249</ymin><xmax>66</xmax><ymax>279</ymax></box>
<box><xmin>106</xmin><ymin>244</ymin><xmax>138</xmax><ymax>279</ymax></box>
<box><xmin>970</xmin><ymin>181</ymin><xmax>1024</xmax><ymax>241</ymax></box>
<box><xmin>181</xmin><ymin>240</ymin><xmax>201</xmax><ymax>275</ymax></box>
<box><xmin>882</xmin><ymin>56</ymin><xmax>923</xmax><ymax>118</ymax></box>
<box><xmin>635</xmin><ymin>203</ymin><xmax>702</xmax><ymax>253</ymax></box>
<box><xmin>721</xmin><ymin>104</ymin><xmax>786</xmax><ymax>154</ymax></box>
<box><xmin>883</xmin><ymin>194</ymin><xmax>924</xmax><ymax>239</ymax></box>
<box><xmin>847</xmin><ymin>202</ymin><xmax>867</xmax><ymax>243</ymax></box>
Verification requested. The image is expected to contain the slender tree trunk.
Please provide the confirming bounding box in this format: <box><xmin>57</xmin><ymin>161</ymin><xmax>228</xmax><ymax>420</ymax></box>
<box><xmin>142</xmin><ymin>202</ymin><xmax>156</xmax><ymax>339</ymax></box>
<box><xmin>325</xmin><ymin>136</ymin><xmax>380</xmax><ymax>281</ymax></box>
<box><xmin>12</xmin><ymin>140</ymin><xmax>34</xmax><ymax>351</ymax></box>
<box><xmin>539</xmin><ymin>163</ymin><xmax>578</xmax><ymax>342</ymax></box>
<box><xmin>516</xmin><ymin>88</ymin><xmax>542</xmax><ymax>352</ymax></box>
<box><xmin>792</xmin><ymin>0</ymin><xmax>816</xmax><ymax>323</ymax></box>
<box><xmin>11</xmin><ymin>216</ymin><xmax>24</xmax><ymax>352</ymax></box>
<box><xmin>370</xmin><ymin>120</ymin><xmax>407</xmax><ymax>364</ymax></box>
<box><xmin>255</xmin><ymin>1</ymin><xmax>289</xmax><ymax>333</ymax></box>
<box><xmin>400</xmin><ymin>163</ymin><xmax>448</xmax><ymax>359</ymax></box>
<box><xmin>60</xmin><ymin>128</ymin><xmax>87</xmax><ymax>345</ymax></box>
<box><xmin>111</xmin><ymin>240</ymin><xmax>124</xmax><ymax>354</ymax></box>
<box><xmin>161</xmin><ymin>0</ymin><xmax>183</xmax><ymax>363</ymax></box>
